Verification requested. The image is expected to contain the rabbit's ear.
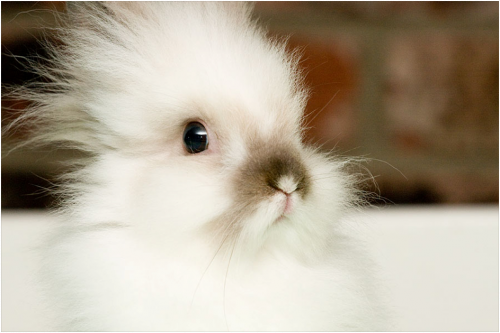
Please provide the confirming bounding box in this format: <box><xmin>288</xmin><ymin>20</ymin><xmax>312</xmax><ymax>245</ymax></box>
<box><xmin>64</xmin><ymin>2</ymin><xmax>147</xmax><ymax>29</ymax></box>
<box><xmin>65</xmin><ymin>2</ymin><xmax>138</xmax><ymax>15</ymax></box>
<box><xmin>65</xmin><ymin>2</ymin><xmax>107</xmax><ymax>18</ymax></box>
<box><xmin>63</xmin><ymin>2</ymin><xmax>114</xmax><ymax>31</ymax></box>
<box><xmin>89</xmin><ymin>2</ymin><xmax>254</xmax><ymax>21</ymax></box>
<box><xmin>99</xmin><ymin>2</ymin><xmax>151</xmax><ymax>20</ymax></box>
<box><xmin>218</xmin><ymin>2</ymin><xmax>255</xmax><ymax>21</ymax></box>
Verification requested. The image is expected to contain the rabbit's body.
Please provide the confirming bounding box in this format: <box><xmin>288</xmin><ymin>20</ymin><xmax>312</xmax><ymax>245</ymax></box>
<box><xmin>43</xmin><ymin>148</ymin><xmax>382</xmax><ymax>331</ymax></box>
<box><xmin>45</xmin><ymin>214</ymin><xmax>378</xmax><ymax>331</ymax></box>
<box><xmin>9</xmin><ymin>2</ymin><xmax>387</xmax><ymax>331</ymax></box>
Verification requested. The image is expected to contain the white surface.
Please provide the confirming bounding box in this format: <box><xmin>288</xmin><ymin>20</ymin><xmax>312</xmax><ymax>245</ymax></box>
<box><xmin>2</xmin><ymin>206</ymin><xmax>498</xmax><ymax>331</ymax></box>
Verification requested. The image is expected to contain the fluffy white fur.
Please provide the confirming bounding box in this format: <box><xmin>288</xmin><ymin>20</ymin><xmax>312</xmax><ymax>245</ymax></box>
<box><xmin>8</xmin><ymin>2</ymin><xmax>387</xmax><ymax>331</ymax></box>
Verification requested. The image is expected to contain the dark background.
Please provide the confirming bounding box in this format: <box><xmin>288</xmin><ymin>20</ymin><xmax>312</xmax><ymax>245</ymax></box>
<box><xmin>2</xmin><ymin>1</ymin><xmax>499</xmax><ymax>208</ymax></box>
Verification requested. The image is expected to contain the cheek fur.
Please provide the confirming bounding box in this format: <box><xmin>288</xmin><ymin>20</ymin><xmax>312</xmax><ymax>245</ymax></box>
<box><xmin>203</xmin><ymin>138</ymin><xmax>313</xmax><ymax>247</ymax></box>
<box><xmin>122</xmin><ymin>158</ymin><xmax>232</xmax><ymax>245</ymax></box>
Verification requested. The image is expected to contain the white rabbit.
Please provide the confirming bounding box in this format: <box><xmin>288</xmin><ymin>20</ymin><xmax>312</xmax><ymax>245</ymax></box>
<box><xmin>8</xmin><ymin>2</ymin><xmax>388</xmax><ymax>331</ymax></box>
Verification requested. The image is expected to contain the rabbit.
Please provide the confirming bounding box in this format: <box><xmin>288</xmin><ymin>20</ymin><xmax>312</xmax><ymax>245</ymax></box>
<box><xmin>5</xmin><ymin>2</ymin><xmax>388</xmax><ymax>331</ymax></box>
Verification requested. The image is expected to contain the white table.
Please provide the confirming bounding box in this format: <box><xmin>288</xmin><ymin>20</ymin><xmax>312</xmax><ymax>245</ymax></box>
<box><xmin>2</xmin><ymin>206</ymin><xmax>498</xmax><ymax>331</ymax></box>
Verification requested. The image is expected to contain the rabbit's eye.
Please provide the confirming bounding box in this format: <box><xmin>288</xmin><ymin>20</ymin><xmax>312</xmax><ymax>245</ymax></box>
<box><xmin>183</xmin><ymin>122</ymin><xmax>209</xmax><ymax>154</ymax></box>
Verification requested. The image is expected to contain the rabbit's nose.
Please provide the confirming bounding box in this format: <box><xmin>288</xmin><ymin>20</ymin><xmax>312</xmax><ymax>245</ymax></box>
<box><xmin>269</xmin><ymin>174</ymin><xmax>297</xmax><ymax>194</ymax></box>
<box><xmin>261</xmin><ymin>152</ymin><xmax>310</xmax><ymax>198</ymax></box>
<box><xmin>234</xmin><ymin>144</ymin><xmax>310</xmax><ymax>201</ymax></box>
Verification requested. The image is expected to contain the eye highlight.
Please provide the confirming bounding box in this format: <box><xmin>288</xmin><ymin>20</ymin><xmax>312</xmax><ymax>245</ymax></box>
<box><xmin>183</xmin><ymin>122</ymin><xmax>209</xmax><ymax>154</ymax></box>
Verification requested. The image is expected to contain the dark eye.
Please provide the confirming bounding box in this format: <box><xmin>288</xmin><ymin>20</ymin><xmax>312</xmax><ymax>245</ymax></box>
<box><xmin>183</xmin><ymin>122</ymin><xmax>209</xmax><ymax>154</ymax></box>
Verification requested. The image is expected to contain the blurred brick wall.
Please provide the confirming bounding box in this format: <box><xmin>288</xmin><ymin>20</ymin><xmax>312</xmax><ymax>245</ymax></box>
<box><xmin>2</xmin><ymin>2</ymin><xmax>499</xmax><ymax>207</ymax></box>
<box><xmin>254</xmin><ymin>1</ymin><xmax>499</xmax><ymax>204</ymax></box>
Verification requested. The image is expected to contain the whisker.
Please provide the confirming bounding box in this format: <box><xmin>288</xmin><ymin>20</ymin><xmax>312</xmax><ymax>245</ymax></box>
<box><xmin>367</xmin><ymin>158</ymin><xmax>408</xmax><ymax>181</ymax></box>
<box><xmin>188</xmin><ymin>210</ymin><xmax>242</xmax><ymax>311</ymax></box>
<box><xmin>303</xmin><ymin>90</ymin><xmax>340</xmax><ymax>129</ymax></box>
<box><xmin>223</xmin><ymin>235</ymin><xmax>238</xmax><ymax>331</ymax></box>
<box><xmin>189</xmin><ymin>228</ymin><xmax>231</xmax><ymax>309</ymax></box>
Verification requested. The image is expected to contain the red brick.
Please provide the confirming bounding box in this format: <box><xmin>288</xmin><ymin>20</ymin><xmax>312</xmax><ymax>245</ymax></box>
<box><xmin>282</xmin><ymin>34</ymin><xmax>361</xmax><ymax>149</ymax></box>
<box><xmin>383</xmin><ymin>33</ymin><xmax>499</xmax><ymax>157</ymax></box>
<box><xmin>255</xmin><ymin>1</ymin><xmax>498</xmax><ymax>24</ymax></box>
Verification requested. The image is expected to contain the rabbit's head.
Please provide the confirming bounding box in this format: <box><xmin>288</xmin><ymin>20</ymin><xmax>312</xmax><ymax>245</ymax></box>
<box><xmin>9</xmin><ymin>2</ymin><xmax>361</xmax><ymax>258</ymax></box>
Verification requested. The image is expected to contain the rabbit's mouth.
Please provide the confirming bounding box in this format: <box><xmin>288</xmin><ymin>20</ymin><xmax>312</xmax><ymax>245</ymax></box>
<box><xmin>275</xmin><ymin>190</ymin><xmax>296</xmax><ymax>222</ymax></box>
<box><xmin>283</xmin><ymin>193</ymin><xmax>294</xmax><ymax>215</ymax></box>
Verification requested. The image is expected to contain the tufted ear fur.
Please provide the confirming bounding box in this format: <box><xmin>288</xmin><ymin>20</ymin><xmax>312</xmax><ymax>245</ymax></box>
<box><xmin>4</xmin><ymin>2</ymin><xmax>305</xmax><ymax>155</ymax></box>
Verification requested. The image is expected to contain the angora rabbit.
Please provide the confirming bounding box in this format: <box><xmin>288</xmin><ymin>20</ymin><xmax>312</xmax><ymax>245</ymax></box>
<box><xmin>7</xmin><ymin>2</ymin><xmax>387</xmax><ymax>331</ymax></box>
